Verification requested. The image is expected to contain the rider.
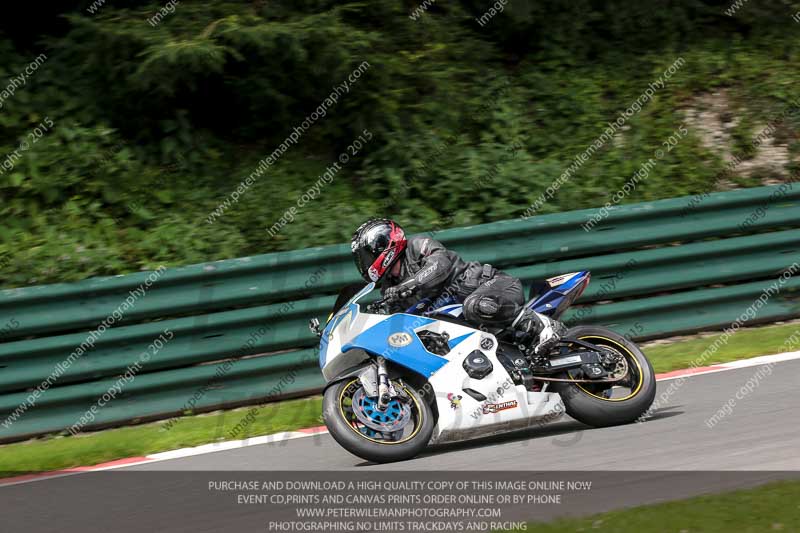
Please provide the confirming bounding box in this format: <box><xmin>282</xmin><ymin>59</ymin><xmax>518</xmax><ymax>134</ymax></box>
<box><xmin>350</xmin><ymin>218</ymin><xmax>567</xmax><ymax>356</ymax></box>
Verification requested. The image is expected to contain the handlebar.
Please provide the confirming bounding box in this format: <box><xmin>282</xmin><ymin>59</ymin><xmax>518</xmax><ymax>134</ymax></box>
<box><xmin>371</xmin><ymin>295</ymin><xmax>391</xmax><ymax>307</ymax></box>
<box><xmin>367</xmin><ymin>279</ymin><xmax>419</xmax><ymax>313</ymax></box>
<box><xmin>366</xmin><ymin>300</ymin><xmax>389</xmax><ymax>314</ymax></box>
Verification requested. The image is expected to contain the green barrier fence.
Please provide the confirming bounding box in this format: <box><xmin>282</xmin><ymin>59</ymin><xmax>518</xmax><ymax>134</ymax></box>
<box><xmin>0</xmin><ymin>184</ymin><xmax>798</xmax><ymax>442</ymax></box>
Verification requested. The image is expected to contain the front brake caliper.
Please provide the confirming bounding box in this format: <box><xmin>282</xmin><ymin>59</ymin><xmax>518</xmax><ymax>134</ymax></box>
<box><xmin>358</xmin><ymin>366</ymin><xmax>379</xmax><ymax>397</ymax></box>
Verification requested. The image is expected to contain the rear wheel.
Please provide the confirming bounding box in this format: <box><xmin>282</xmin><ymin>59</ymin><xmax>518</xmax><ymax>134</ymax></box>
<box><xmin>551</xmin><ymin>326</ymin><xmax>656</xmax><ymax>427</ymax></box>
<box><xmin>323</xmin><ymin>376</ymin><xmax>434</xmax><ymax>463</ymax></box>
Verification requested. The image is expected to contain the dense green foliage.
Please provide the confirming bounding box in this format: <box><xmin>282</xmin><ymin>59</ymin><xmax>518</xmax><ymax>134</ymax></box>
<box><xmin>1</xmin><ymin>1</ymin><xmax>799</xmax><ymax>288</ymax></box>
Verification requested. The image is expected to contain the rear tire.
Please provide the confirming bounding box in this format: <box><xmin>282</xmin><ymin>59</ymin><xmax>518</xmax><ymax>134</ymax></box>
<box><xmin>551</xmin><ymin>325</ymin><xmax>656</xmax><ymax>427</ymax></box>
<box><xmin>323</xmin><ymin>377</ymin><xmax>434</xmax><ymax>463</ymax></box>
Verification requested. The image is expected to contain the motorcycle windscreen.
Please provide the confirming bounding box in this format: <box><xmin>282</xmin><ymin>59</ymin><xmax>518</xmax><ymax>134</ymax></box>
<box><xmin>328</xmin><ymin>283</ymin><xmax>367</xmax><ymax>319</ymax></box>
<box><xmin>326</xmin><ymin>282</ymin><xmax>374</xmax><ymax>323</ymax></box>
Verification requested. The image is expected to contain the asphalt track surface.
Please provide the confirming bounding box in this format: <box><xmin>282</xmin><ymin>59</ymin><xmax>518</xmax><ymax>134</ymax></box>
<box><xmin>3</xmin><ymin>358</ymin><xmax>800</xmax><ymax>532</ymax></box>
<box><xmin>134</xmin><ymin>357</ymin><xmax>800</xmax><ymax>472</ymax></box>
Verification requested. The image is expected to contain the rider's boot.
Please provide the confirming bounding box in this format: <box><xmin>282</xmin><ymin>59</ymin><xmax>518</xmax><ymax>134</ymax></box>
<box><xmin>512</xmin><ymin>308</ymin><xmax>567</xmax><ymax>357</ymax></box>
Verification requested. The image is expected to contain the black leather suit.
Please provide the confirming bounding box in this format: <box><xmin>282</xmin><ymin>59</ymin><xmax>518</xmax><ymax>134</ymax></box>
<box><xmin>380</xmin><ymin>236</ymin><xmax>525</xmax><ymax>326</ymax></box>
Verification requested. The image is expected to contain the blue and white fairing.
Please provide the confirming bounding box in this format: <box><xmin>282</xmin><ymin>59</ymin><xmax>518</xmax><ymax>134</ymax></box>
<box><xmin>319</xmin><ymin>283</ymin><xmax>564</xmax><ymax>443</ymax></box>
<box><xmin>319</xmin><ymin>283</ymin><xmax>449</xmax><ymax>382</ymax></box>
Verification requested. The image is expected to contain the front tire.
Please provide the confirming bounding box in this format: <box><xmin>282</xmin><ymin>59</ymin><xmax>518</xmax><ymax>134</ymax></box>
<box><xmin>323</xmin><ymin>377</ymin><xmax>434</xmax><ymax>463</ymax></box>
<box><xmin>551</xmin><ymin>326</ymin><xmax>656</xmax><ymax>427</ymax></box>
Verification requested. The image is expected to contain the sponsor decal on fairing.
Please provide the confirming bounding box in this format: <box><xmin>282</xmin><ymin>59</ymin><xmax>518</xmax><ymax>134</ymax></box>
<box><xmin>388</xmin><ymin>332</ymin><xmax>413</xmax><ymax>347</ymax></box>
<box><xmin>482</xmin><ymin>400</ymin><xmax>518</xmax><ymax>414</ymax></box>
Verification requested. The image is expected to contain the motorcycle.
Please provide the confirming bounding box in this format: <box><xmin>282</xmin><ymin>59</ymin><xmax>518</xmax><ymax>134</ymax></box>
<box><xmin>308</xmin><ymin>271</ymin><xmax>656</xmax><ymax>463</ymax></box>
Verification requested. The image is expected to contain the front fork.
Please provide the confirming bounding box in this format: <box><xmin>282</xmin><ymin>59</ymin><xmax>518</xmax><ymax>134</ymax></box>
<box><xmin>376</xmin><ymin>357</ymin><xmax>392</xmax><ymax>410</ymax></box>
<box><xmin>355</xmin><ymin>358</ymin><xmax>400</xmax><ymax>411</ymax></box>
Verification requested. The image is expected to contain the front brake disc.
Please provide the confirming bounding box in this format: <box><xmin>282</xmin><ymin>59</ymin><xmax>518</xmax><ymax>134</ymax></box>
<box><xmin>352</xmin><ymin>387</ymin><xmax>412</xmax><ymax>433</ymax></box>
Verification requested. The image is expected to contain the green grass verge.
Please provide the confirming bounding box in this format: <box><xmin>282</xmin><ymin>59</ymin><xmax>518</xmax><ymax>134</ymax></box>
<box><xmin>643</xmin><ymin>321</ymin><xmax>800</xmax><ymax>373</ymax></box>
<box><xmin>0</xmin><ymin>396</ymin><xmax>322</xmax><ymax>475</ymax></box>
<box><xmin>521</xmin><ymin>480</ymin><xmax>800</xmax><ymax>532</ymax></box>
<box><xmin>1</xmin><ymin>321</ymin><xmax>798</xmax><ymax>477</ymax></box>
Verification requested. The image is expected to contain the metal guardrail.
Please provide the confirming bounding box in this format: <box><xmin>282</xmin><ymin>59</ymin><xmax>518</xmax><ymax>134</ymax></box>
<box><xmin>0</xmin><ymin>184</ymin><xmax>798</xmax><ymax>441</ymax></box>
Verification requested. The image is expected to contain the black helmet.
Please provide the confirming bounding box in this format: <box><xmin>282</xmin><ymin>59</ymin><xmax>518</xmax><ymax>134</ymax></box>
<box><xmin>351</xmin><ymin>218</ymin><xmax>407</xmax><ymax>282</ymax></box>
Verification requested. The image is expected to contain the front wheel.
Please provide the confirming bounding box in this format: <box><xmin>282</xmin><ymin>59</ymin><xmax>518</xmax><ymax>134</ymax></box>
<box><xmin>551</xmin><ymin>325</ymin><xmax>656</xmax><ymax>427</ymax></box>
<box><xmin>323</xmin><ymin>376</ymin><xmax>434</xmax><ymax>463</ymax></box>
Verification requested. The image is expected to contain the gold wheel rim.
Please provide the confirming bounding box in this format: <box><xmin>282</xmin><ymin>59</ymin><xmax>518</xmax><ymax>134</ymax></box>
<box><xmin>574</xmin><ymin>335</ymin><xmax>644</xmax><ymax>402</ymax></box>
<box><xmin>338</xmin><ymin>378</ymin><xmax>423</xmax><ymax>445</ymax></box>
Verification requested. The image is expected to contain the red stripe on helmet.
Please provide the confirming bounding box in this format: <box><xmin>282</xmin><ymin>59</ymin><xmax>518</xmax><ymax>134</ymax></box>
<box><xmin>367</xmin><ymin>223</ymin><xmax>407</xmax><ymax>282</ymax></box>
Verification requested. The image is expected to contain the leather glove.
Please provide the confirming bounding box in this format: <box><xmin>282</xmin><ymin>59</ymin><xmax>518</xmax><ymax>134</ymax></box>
<box><xmin>384</xmin><ymin>279</ymin><xmax>418</xmax><ymax>302</ymax></box>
